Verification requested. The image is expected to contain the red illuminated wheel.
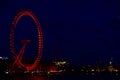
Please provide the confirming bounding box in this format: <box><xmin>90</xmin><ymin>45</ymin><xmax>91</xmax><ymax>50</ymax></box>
<box><xmin>9</xmin><ymin>10</ymin><xmax>43</xmax><ymax>71</ymax></box>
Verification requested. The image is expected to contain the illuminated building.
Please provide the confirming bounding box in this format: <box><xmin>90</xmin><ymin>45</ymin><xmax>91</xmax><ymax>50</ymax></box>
<box><xmin>107</xmin><ymin>57</ymin><xmax>115</xmax><ymax>73</ymax></box>
<box><xmin>0</xmin><ymin>56</ymin><xmax>9</xmax><ymax>74</ymax></box>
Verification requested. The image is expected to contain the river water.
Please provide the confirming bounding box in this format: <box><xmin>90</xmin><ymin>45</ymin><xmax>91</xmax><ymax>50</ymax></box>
<box><xmin>0</xmin><ymin>73</ymin><xmax>120</xmax><ymax>80</ymax></box>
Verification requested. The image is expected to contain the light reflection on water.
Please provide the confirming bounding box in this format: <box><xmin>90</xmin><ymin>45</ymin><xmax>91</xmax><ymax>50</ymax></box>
<box><xmin>0</xmin><ymin>75</ymin><xmax>52</xmax><ymax>80</ymax></box>
<box><xmin>12</xmin><ymin>76</ymin><xmax>52</xmax><ymax>80</ymax></box>
<box><xmin>1</xmin><ymin>73</ymin><xmax>120</xmax><ymax>80</ymax></box>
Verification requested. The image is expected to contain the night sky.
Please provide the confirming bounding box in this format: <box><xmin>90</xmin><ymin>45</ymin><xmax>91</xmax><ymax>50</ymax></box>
<box><xmin>0</xmin><ymin>0</ymin><xmax>120</xmax><ymax>65</ymax></box>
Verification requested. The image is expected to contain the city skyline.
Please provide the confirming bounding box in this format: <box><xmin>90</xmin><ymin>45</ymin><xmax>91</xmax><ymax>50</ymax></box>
<box><xmin>0</xmin><ymin>0</ymin><xmax>120</xmax><ymax>65</ymax></box>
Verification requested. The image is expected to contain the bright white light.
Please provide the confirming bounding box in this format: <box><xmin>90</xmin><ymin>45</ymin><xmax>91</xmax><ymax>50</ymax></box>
<box><xmin>91</xmin><ymin>69</ymin><xmax>95</xmax><ymax>72</ymax></box>
<box><xmin>114</xmin><ymin>69</ymin><xmax>118</xmax><ymax>72</ymax></box>
<box><xmin>109</xmin><ymin>61</ymin><xmax>112</xmax><ymax>65</ymax></box>
<box><xmin>5</xmin><ymin>71</ymin><xmax>9</xmax><ymax>74</ymax></box>
<box><xmin>48</xmin><ymin>72</ymin><xmax>50</xmax><ymax>74</ymax></box>
<box><xmin>0</xmin><ymin>57</ymin><xmax>2</xmax><ymax>59</ymax></box>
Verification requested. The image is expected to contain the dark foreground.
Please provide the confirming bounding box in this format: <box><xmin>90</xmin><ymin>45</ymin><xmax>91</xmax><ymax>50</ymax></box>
<box><xmin>0</xmin><ymin>73</ymin><xmax>120</xmax><ymax>80</ymax></box>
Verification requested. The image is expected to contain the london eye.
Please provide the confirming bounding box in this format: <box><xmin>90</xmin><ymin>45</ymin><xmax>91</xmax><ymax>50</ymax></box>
<box><xmin>9</xmin><ymin>10</ymin><xmax>43</xmax><ymax>71</ymax></box>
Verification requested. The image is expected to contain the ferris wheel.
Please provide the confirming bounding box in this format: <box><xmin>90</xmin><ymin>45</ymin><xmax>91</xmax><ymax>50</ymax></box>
<box><xmin>9</xmin><ymin>10</ymin><xmax>43</xmax><ymax>71</ymax></box>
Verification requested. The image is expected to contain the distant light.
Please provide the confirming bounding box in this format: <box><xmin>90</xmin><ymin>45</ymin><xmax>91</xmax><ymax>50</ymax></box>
<box><xmin>92</xmin><ymin>73</ymin><xmax>95</xmax><ymax>75</ymax></box>
<box><xmin>5</xmin><ymin>57</ymin><xmax>8</xmax><ymax>59</ymax></box>
<box><xmin>47</xmin><ymin>72</ymin><xmax>50</xmax><ymax>74</ymax></box>
<box><xmin>0</xmin><ymin>56</ymin><xmax>8</xmax><ymax>60</ymax></box>
<box><xmin>114</xmin><ymin>69</ymin><xmax>118</xmax><ymax>72</ymax></box>
<box><xmin>54</xmin><ymin>61</ymin><xmax>67</xmax><ymax>66</ymax></box>
<box><xmin>109</xmin><ymin>61</ymin><xmax>112</xmax><ymax>65</ymax></box>
<box><xmin>59</xmin><ymin>70</ymin><xmax>63</xmax><ymax>72</ymax></box>
<box><xmin>0</xmin><ymin>57</ymin><xmax>2</xmax><ymax>59</ymax></box>
<box><xmin>31</xmin><ymin>71</ymin><xmax>34</xmax><ymax>74</ymax></box>
<box><xmin>91</xmin><ymin>69</ymin><xmax>95</xmax><ymax>72</ymax></box>
<box><xmin>81</xmin><ymin>69</ymin><xmax>84</xmax><ymax>72</ymax></box>
<box><xmin>5</xmin><ymin>71</ymin><xmax>9</xmax><ymax>74</ymax></box>
<box><xmin>72</xmin><ymin>69</ymin><xmax>74</xmax><ymax>71</ymax></box>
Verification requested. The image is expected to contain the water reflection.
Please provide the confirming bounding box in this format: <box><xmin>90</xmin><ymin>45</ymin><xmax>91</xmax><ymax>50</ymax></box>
<box><xmin>12</xmin><ymin>76</ymin><xmax>52</xmax><ymax>80</ymax></box>
<box><xmin>1</xmin><ymin>73</ymin><xmax>120</xmax><ymax>80</ymax></box>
